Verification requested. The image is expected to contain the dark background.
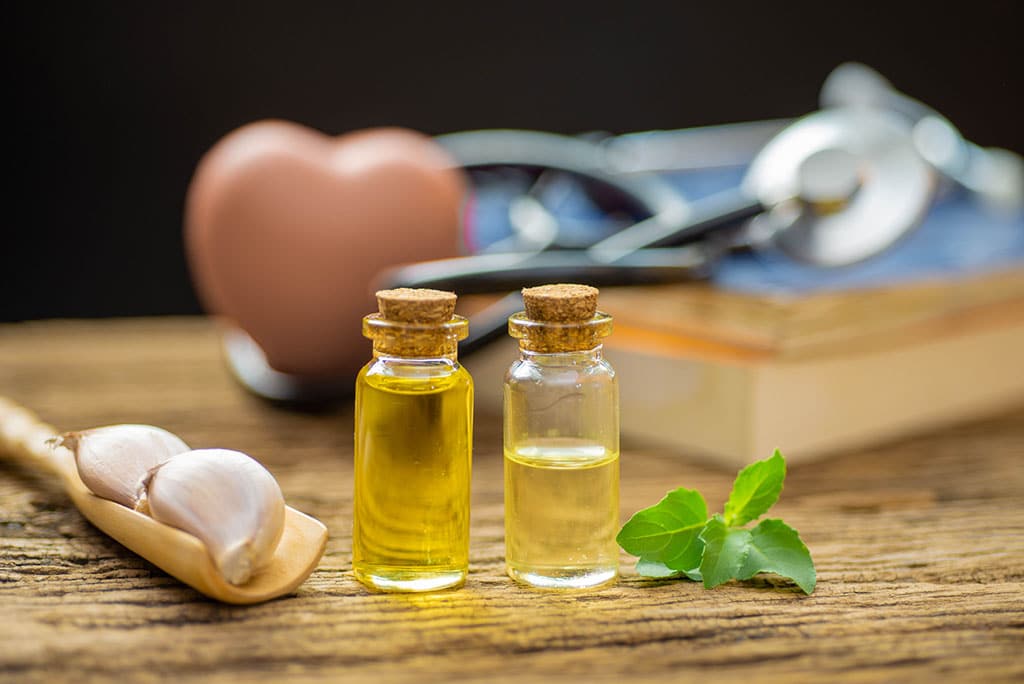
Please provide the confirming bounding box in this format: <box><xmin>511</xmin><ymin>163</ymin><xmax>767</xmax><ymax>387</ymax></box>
<box><xmin>3</xmin><ymin>2</ymin><xmax>1022</xmax><ymax>321</ymax></box>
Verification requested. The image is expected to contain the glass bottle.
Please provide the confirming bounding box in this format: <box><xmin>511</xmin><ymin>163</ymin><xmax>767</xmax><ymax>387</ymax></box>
<box><xmin>353</xmin><ymin>288</ymin><xmax>473</xmax><ymax>592</ymax></box>
<box><xmin>503</xmin><ymin>284</ymin><xmax>619</xmax><ymax>589</ymax></box>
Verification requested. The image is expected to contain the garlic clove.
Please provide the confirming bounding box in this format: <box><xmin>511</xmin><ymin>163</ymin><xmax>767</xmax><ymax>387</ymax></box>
<box><xmin>58</xmin><ymin>425</ymin><xmax>190</xmax><ymax>509</ymax></box>
<box><xmin>143</xmin><ymin>448</ymin><xmax>286</xmax><ymax>586</ymax></box>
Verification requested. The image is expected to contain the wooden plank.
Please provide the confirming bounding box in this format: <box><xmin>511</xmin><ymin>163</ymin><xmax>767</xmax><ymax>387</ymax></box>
<box><xmin>1</xmin><ymin>318</ymin><xmax>1022</xmax><ymax>683</ymax></box>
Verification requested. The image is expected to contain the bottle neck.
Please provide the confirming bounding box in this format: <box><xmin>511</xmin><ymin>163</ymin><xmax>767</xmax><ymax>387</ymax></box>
<box><xmin>372</xmin><ymin>349</ymin><xmax>459</xmax><ymax>363</ymax></box>
<box><xmin>518</xmin><ymin>345</ymin><xmax>604</xmax><ymax>366</ymax></box>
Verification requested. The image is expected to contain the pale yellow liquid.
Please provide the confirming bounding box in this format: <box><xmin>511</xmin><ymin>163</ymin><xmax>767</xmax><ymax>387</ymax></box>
<box><xmin>353</xmin><ymin>362</ymin><xmax>473</xmax><ymax>592</ymax></box>
<box><xmin>504</xmin><ymin>440</ymin><xmax>619</xmax><ymax>588</ymax></box>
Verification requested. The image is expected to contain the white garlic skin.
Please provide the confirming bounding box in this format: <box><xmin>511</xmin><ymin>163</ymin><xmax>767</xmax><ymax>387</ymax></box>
<box><xmin>60</xmin><ymin>425</ymin><xmax>190</xmax><ymax>509</ymax></box>
<box><xmin>144</xmin><ymin>448</ymin><xmax>286</xmax><ymax>586</ymax></box>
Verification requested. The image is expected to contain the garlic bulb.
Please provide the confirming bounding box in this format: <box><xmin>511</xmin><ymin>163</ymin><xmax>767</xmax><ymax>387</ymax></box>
<box><xmin>58</xmin><ymin>425</ymin><xmax>190</xmax><ymax>509</ymax></box>
<box><xmin>144</xmin><ymin>449</ymin><xmax>286</xmax><ymax>585</ymax></box>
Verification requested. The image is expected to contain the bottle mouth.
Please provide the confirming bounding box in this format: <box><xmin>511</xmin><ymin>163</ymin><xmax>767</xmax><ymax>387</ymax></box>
<box><xmin>508</xmin><ymin>311</ymin><xmax>613</xmax><ymax>352</ymax></box>
<box><xmin>362</xmin><ymin>314</ymin><xmax>470</xmax><ymax>341</ymax></box>
<box><xmin>508</xmin><ymin>311</ymin><xmax>613</xmax><ymax>337</ymax></box>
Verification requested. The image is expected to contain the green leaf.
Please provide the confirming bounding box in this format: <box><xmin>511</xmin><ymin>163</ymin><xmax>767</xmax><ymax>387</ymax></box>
<box><xmin>738</xmin><ymin>519</ymin><xmax>816</xmax><ymax>594</ymax></box>
<box><xmin>698</xmin><ymin>516</ymin><xmax>752</xmax><ymax>589</ymax></box>
<box><xmin>636</xmin><ymin>559</ymin><xmax>681</xmax><ymax>578</ymax></box>
<box><xmin>635</xmin><ymin>559</ymin><xmax>702</xmax><ymax>582</ymax></box>
<box><xmin>617</xmin><ymin>488</ymin><xmax>708</xmax><ymax>572</ymax></box>
<box><xmin>723</xmin><ymin>449</ymin><xmax>786</xmax><ymax>527</ymax></box>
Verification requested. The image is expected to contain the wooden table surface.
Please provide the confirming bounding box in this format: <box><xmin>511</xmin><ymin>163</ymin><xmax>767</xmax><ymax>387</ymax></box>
<box><xmin>1</xmin><ymin>318</ymin><xmax>1022</xmax><ymax>683</ymax></box>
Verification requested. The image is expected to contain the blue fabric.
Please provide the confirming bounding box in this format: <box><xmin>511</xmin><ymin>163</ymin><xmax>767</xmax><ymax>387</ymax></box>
<box><xmin>671</xmin><ymin>167</ymin><xmax>1024</xmax><ymax>294</ymax></box>
<box><xmin>469</xmin><ymin>163</ymin><xmax>1024</xmax><ymax>295</ymax></box>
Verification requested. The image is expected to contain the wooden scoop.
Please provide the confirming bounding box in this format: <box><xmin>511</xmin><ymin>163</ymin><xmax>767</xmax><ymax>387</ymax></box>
<box><xmin>0</xmin><ymin>397</ymin><xmax>327</xmax><ymax>604</ymax></box>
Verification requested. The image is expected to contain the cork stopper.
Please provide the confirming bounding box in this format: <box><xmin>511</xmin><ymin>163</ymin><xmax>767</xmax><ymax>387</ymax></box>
<box><xmin>522</xmin><ymin>284</ymin><xmax>599</xmax><ymax>323</ymax></box>
<box><xmin>511</xmin><ymin>283</ymin><xmax>611</xmax><ymax>353</ymax></box>
<box><xmin>376</xmin><ymin>288</ymin><xmax>457</xmax><ymax>323</ymax></box>
<box><xmin>364</xmin><ymin>288</ymin><xmax>467</xmax><ymax>358</ymax></box>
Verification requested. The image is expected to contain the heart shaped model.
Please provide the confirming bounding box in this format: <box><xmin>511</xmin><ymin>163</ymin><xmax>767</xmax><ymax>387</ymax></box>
<box><xmin>185</xmin><ymin>121</ymin><xmax>466</xmax><ymax>380</ymax></box>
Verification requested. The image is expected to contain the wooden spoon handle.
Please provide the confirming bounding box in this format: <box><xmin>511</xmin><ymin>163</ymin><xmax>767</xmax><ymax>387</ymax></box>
<box><xmin>0</xmin><ymin>396</ymin><xmax>76</xmax><ymax>487</ymax></box>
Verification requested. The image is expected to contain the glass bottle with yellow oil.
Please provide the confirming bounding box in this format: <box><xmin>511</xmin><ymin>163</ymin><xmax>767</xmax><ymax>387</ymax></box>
<box><xmin>504</xmin><ymin>283</ymin><xmax>619</xmax><ymax>589</ymax></box>
<box><xmin>353</xmin><ymin>288</ymin><xmax>473</xmax><ymax>592</ymax></box>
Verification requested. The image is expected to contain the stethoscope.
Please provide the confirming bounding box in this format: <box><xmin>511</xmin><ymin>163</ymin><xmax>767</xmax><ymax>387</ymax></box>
<box><xmin>225</xmin><ymin>63</ymin><xmax>1023</xmax><ymax>402</ymax></box>
<box><xmin>378</xmin><ymin>63</ymin><xmax>1023</xmax><ymax>352</ymax></box>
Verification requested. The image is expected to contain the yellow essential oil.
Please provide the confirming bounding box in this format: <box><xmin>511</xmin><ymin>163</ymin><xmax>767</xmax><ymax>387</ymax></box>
<box><xmin>353</xmin><ymin>288</ymin><xmax>473</xmax><ymax>592</ymax></box>
<box><xmin>504</xmin><ymin>440</ymin><xmax>619</xmax><ymax>588</ymax></box>
<box><xmin>504</xmin><ymin>284</ymin><xmax>619</xmax><ymax>589</ymax></box>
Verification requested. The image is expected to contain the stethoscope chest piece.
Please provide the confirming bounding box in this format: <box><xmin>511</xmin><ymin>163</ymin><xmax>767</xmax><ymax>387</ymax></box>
<box><xmin>745</xmin><ymin>108</ymin><xmax>935</xmax><ymax>266</ymax></box>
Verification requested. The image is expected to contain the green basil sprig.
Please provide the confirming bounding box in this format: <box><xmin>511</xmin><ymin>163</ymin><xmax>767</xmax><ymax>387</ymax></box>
<box><xmin>617</xmin><ymin>450</ymin><xmax>816</xmax><ymax>594</ymax></box>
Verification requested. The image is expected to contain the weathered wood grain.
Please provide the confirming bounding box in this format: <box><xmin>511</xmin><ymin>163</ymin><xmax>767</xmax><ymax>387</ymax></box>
<box><xmin>1</xmin><ymin>318</ymin><xmax>1022</xmax><ymax>683</ymax></box>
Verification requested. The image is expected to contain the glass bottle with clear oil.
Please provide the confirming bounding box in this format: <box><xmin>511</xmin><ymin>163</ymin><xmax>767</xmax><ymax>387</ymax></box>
<box><xmin>353</xmin><ymin>288</ymin><xmax>473</xmax><ymax>592</ymax></box>
<box><xmin>504</xmin><ymin>283</ymin><xmax>619</xmax><ymax>589</ymax></box>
